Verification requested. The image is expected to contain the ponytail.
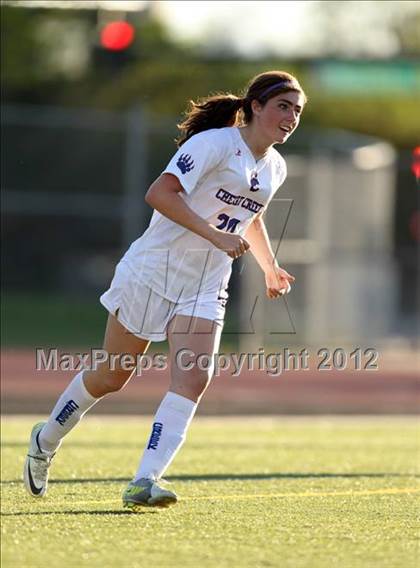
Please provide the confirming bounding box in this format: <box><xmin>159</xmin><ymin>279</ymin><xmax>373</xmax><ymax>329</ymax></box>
<box><xmin>176</xmin><ymin>94</ymin><xmax>243</xmax><ymax>147</ymax></box>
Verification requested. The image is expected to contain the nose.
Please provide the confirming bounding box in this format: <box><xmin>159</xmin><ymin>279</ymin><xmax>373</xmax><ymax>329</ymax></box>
<box><xmin>285</xmin><ymin>107</ymin><xmax>298</xmax><ymax>126</ymax></box>
<box><xmin>292</xmin><ymin>108</ymin><xmax>300</xmax><ymax>121</ymax></box>
<box><xmin>289</xmin><ymin>112</ymin><xmax>300</xmax><ymax>128</ymax></box>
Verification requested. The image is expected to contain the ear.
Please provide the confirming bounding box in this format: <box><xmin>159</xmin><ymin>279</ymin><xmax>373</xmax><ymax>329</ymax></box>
<box><xmin>251</xmin><ymin>99</ymin><xmax>263</xmax><ymax>117</ymax></box>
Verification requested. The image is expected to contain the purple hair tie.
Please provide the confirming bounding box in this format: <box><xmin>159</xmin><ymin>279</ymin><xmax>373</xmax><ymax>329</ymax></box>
<box><xmin>260</xmin><ymin>81</ymin><xmax>295</xmax><ymax>99</ymax></box>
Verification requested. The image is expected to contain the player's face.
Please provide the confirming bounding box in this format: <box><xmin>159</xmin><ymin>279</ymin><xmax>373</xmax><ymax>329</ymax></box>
<box><xmin>253</xmin><ymin>91</ymin><xmax>305</xmax><ymax>144</ymax></box>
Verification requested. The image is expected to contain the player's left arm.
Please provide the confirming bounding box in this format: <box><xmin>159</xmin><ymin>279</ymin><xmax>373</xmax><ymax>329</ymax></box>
<box><xmin>244</xmin><ymin>213</ymin><xmax>295</xmax><ymax>299</ymax></box>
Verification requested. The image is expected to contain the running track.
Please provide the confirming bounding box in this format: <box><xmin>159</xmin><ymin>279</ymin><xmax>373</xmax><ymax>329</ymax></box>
<box><xmin>2</xmin><ymin>349</ymin><xmax>419</xmax><ymax>415</ymax></box>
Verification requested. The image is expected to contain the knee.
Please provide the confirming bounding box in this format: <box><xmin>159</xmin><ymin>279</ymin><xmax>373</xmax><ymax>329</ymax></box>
<box><xmin>83</xmin><ymin>367</ymin><xmax>133</xmax><ymax>398</ymax></box>
<box><xmin>171</xmin><ymin>367</ymin><xmax>212</xmax><ymax>402</ymax></box>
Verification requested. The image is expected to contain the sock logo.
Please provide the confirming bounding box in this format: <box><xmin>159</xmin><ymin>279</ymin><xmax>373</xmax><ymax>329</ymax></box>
<box><xmin>147</xmin><ymin>422</ymin><xmax>163</xmax><ymax>450</ymax></box>
<box><xmin>55</xmin><ymin>399</ymin><xmax>80</xmax><ymax>426</ymax></box>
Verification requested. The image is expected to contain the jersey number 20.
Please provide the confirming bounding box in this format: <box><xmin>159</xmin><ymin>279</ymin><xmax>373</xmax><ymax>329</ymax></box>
<box><xmin>216</xmin><ymin>214</ymin><xmax>240</xmax><ymax>233</ymax></box>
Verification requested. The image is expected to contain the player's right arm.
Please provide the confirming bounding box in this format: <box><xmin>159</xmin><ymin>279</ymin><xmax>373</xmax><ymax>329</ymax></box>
<box><xmin>145</xmin><ymin>173</ymin><xmax>249</xmax><ymax>259</ymax></box>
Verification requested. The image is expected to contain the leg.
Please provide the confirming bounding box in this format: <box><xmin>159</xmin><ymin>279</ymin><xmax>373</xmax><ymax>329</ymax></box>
<box><xmin>83</xmin><ymin>313</ymin><xmax>151</xmax><ymax>397</ymax></box>
<box><xmin>168</xmin><ymin>315</ymin><xmax>223</xmax><ymax>402</ymax></box>
<box><xmin>133</xmin><ymin>315</ymin><xmax>222</xmax><ymax>481</ymax></box>
<box><xmin>123</xmin><ymin>315</ymin><xmax>222</xmax><ymax>510</ymax></box>
<box><xmin>40</xmin><ymin>314</ymin><xmax>150</xmax><ymax>450</ymax></box>
<box><xmin>24</xmin><ymin>314</ymin><xmax>150</xmax><ymax>497</ymax></box>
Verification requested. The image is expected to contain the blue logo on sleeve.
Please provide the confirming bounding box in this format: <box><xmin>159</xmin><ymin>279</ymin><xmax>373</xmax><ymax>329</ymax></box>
<box><xmin>176</xmin><ymin>153</ymin><xmax>195</xmax><ymax>174</ymax></box>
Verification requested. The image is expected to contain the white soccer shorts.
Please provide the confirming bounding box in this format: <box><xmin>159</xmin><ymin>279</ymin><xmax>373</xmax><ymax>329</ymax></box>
<box><xmin>100</xmin><ymin>261</ymin><xmax>227</xmax><ymax>341</ymax></box>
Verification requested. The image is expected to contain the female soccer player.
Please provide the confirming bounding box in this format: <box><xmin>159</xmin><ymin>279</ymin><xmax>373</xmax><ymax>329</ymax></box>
<box><xmin>24</xmin><ymin>70</ymin><xmax>306</xmax><ymax>510</ymax></box>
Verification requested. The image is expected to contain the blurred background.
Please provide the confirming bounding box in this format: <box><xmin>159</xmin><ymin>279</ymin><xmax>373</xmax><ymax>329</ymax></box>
<box><xmin>1</xmin><ymin>0</ymin><xmax>419</xmax><ymax>415</ymax></box>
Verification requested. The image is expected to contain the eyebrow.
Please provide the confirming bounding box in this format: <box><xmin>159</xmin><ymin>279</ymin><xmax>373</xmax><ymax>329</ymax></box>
<box><xmin>277</xmin><ymin>98</ymin><xmax>303</xmax><ymax>112</ymax></box>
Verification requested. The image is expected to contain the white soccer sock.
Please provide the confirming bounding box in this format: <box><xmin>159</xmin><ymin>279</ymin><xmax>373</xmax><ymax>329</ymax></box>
<box><xmin>135</xmin><ymin>391</ymin><xmax>197</xmax><ymax>481</ymax></box>
<box><xmin>38</xmin><ymin>371</ymin><xmax>101</xmax><ymax>454</ymax></box>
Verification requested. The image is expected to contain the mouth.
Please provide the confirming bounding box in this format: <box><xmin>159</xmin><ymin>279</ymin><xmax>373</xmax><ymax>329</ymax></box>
<box><xmin>279</xmin><ymin>125</ymin><xmax>292</xmax><ymax>134</ymax></box>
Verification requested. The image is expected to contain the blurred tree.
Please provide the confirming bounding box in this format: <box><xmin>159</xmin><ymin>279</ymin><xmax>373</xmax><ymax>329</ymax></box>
<box><xmin>1</xmin><ymin>6</ymin><xmax>94</xmax><ymax>102</ymax></box>
<box><xmin>1</xmin><ymin>6</ymin><xmax>48</xmax><ymax>88</ymax></box>
<box><xmin>1</xmin><ymin>4</ymin><xmax>419</xmax><ymax>148</ymax></box>
<box><xmin>301</xmin><ymin>94</ymin><xmax>420</xmax><ymax>150</ymax></box>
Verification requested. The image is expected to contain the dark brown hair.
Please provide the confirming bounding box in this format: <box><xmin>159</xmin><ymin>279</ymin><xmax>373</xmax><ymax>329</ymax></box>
<box><xmin>176</xmin><ymin>70</ymin><xmax>307</xmax><ymax>147</ymax></box>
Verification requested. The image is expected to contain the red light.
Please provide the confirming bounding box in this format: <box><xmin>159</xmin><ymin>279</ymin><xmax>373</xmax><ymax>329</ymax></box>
<box><xmin>101</xmin><ymin>21</ymin><xmax>135</xmax><ymax>51</ymax></box>
<box><xmin>412</xmin><ymin>146</ymin><xmax>420</xmax><ymax>180</ymax></box>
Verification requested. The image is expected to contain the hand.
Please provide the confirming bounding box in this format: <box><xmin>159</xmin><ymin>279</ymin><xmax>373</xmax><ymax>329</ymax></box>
<box><xmin>209</xmin><ymin>228</ymin><xmax>250</xmax><ymax>259</ymax></box>
<box><xmin>265</xmin><ymin>264</ymin><xmax>295</xmax><ymax>299</ymax></box>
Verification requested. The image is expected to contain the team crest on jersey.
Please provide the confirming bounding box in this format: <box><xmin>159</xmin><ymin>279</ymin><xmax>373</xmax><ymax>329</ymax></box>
<box><xmin>176</xmin><ymin>153</ymin><xmax>194</xmax><ymax>174</ymax></box>
<box><xmin>250</xmin><ymin>173</ymin><xmax>260</xmax><ymax>192</ymax></box>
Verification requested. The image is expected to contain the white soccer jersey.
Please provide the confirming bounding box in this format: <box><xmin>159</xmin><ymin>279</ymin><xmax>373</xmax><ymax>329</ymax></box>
<box><xmin>121</xmin><ymin>126</ymin><xmax>287</xmax><ymax>302</ymax></box>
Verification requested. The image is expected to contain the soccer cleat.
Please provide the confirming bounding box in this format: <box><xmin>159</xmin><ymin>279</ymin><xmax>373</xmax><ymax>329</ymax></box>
<box><xmin>122</xmin><ymin>478</ymin><xmax>178</xmax><ymax>511</ymax></box>
<box><xmin>23</xmin><ymin>422</ymin><xmax>54</xmax><ymax>498</ymax></box>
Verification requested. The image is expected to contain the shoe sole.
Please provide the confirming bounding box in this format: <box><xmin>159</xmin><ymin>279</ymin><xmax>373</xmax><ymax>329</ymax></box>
<box><xmin>123</xmin><ymin>495</ymin><xmax>178</xmax><ymax>511</ymax></box>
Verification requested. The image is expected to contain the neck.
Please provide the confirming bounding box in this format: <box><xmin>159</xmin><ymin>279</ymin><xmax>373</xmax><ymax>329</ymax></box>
<box><xmin>238</xmin><ymin>124</ymin><xmax>272</xmax><ymax>161</ymax></box>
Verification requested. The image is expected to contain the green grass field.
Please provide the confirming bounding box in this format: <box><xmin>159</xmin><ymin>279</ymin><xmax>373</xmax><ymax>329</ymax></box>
<box><xmin>1</xmin><ymin>416</ymin><xmax>419</xmax><ymax>568</ymax></box>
